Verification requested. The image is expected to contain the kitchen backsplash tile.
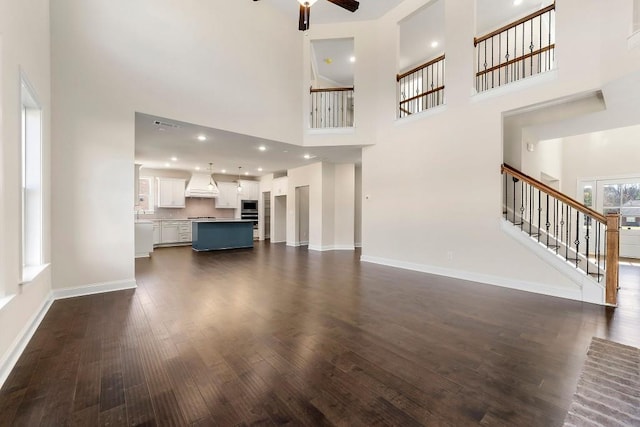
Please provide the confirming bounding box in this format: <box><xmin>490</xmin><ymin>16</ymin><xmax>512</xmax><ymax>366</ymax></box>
<box><xmin>140</xmin><ymin>197</ymin><xmax>235</xmax><ymax>219</ymax></box>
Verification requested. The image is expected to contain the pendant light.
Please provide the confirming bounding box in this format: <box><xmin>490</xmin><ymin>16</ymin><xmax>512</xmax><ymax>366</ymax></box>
<box><xmin>237</xmin><ymin>166</ymin><xmax>243</xmax><ymax>193</ymax></box>
<box><xmin>207</xmin><ymin>163</ymin><xmax>215</xmax><ymax>191</ymax></box>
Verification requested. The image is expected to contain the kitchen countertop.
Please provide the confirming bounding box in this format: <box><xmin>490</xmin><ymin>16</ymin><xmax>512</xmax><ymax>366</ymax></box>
<box><xmin>191</xmin><ymin>219</ymin><xmax>253</xmax><ymax>223</ymax></box>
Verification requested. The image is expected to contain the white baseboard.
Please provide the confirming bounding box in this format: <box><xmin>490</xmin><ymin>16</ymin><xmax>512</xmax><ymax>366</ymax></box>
<box><xmin>309</xmin><ymin>244</ymin><xmax>355</xmax><ymax>252</ymax></box>
<box><xmin>355</xmin><ymin>242</ymin><xmax>362</xmax><ymax>248</ymax></box>
<box><xmin>360</xmin><ymin>255</ymin><xmax>583</xmax><ymax>303</ymax></box>
<box><xmin>0</xmin><ymin>293</ymin><xmax>53</xmax><ymax>388</ymax></box>
<box><xmin>52</xmin><ymin>279</ymin><xmax>137</xmax><ymax>300</ymax></box>
<box><xmin>0</xmin><ymin>278</ymin><xmax>138</xmax><ymax>389</ymax></box>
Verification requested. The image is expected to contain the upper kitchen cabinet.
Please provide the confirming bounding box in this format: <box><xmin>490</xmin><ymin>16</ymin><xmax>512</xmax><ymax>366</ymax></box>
<box><xmin>239</xmin><ymin>180</ymin><xmax>259</xmax><ymax>201</ymax></box>
<box><xmin>272</xmin><ymin>177</ymin><xmax>288</xmax><ymax>196</ymax></box>
<box><xmin>157</xmin><ymin>177</ymin><xmax>186</xmax><ymax>208</ymax></box>
<box><xmin>215</xmin><ymin>182</ymin><xmax>238</xmax><ymax>209</ymax></box>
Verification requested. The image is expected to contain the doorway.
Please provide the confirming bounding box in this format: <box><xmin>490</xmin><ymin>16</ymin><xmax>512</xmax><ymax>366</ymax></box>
<box><xmin>296</xmin><ymin>186</ymin><xmax>310</xmax><ymax>246</ymax></box>
<box><xmin>273</xmin><ymin>195</ymin><xmax>287</xmax><ymax>243</ymax></box>
<box><xmin>263</xmin><ymin>191</ymin><xmax>271</xmax><ymax>240</ymax></box>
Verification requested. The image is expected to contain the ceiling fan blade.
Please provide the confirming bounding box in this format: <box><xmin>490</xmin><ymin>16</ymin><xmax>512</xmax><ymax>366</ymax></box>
<box><xmin>298</xmin><ymin>4</ymin><xmax>310</xmax><ymax>31</ymax></box>
<box><xmin>326</xmin><ymin>0</ymin><xmax>359</xmax><ymax>13</ymax></box>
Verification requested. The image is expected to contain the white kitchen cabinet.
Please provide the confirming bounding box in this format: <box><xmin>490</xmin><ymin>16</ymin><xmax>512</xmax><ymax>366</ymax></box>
<box><xmin>272</xmin><ymin>177</ymin><xmax>288</xmax><ymax>196</ymax></box>
<box><xmin>135</xmin><ymin>221</ymin><xmax>154</xmax><ymax>258</ymax></box>
<box><xmin>215</xmin><ymin>182</ymin><xmax>238</xmax><ymax>209</ymax></box>
<box><xmin>178</xmin><ymin>220</ymin><xmax>192</xmax><ymax>242</ymax></box>
<box><xmin>239</xmin><ymin>180</ymin><xmax>259</xmax><ymax>201</ymax></box>
<box><xmin>161</xmin><ymin>221</ymin><xmax>180</xmax><ymax>243</ymax></box>
<box><xmin>157</xmin><ymin>178</ymin><xmax>186</xmax><ymax>208</ymax></box>
<box><xmin>152</xmin><ymin>220</ymin><xmax>161</xmax><ymax>245</ymax></box>
<box><xmin>160</xmin><ymin>220</ymin><xmax>191</xmax><ymax>244</ymax></box>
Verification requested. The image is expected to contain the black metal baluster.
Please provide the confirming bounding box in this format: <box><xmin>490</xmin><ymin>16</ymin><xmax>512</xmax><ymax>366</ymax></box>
<box><xmin>559</xmin><ymin>203</ymin><xmax>564</xmax><ymax>248</ymax></box>
<box><xmin>597</xmin><ymin>222</ymin><xmax>602</xmax><ymax>282</ymax></box>
<box><xmin>530</xmin><ymin>17</ymin><xmax>534</xmax><ymax>77</ymax></box>
<box><xmin>566</xmin><ymin>206</ymin><xmax>571</xmax><ymax>261</ymax></box>
<box><xmin>547</xmin><ymin>10</ymin><xmax>551</xmax><ymax>71</ymax></box>
<box><xmin>574</xmin><ymin>210</ymin><xmax>580</xmax><ymax>268</ymax></box>
<box><xmin>522</xmin><ymin>22</ymin><xmax>527</xmax><ymax>78</ymax></box>
<box><xmin>585</xmin><ymin>215</ymin><xmax>590</xmax><ymax>276</ymax></box>
<box><xmin>554</xmin><ymin>198</ymin><xmax>558</xmax><ymax>253</ymax></box>
<box><xmin>504</xmin><ymin>172</ymin><xmax>508</xmax><ymax>219</ymax></box>
<box><xmin>519</xmin><ymin>181</ymin><xmax>525</xmax><ymax>229</ymax></box>
<box><xmin>529</xmin><ymin>183</ymin><xmax>533</xmax><ymax>236</ymax></box>
<box><xmin>498</xmin><ymin>35</ymin><xmax>501</xmax><ymax>88</ymax></box>
<box><xmin>537</xmin><ymin>188</ymin><xmax>542</xmax><ymax>242</ymax></box>
<box><xmin>512</xmin><ymin>177</ymin><xmax>518</xmax><ymax>224</ymax></box>
<box><xmin>545</xmin><ymin>194</ymin><xmax>550</xmax><ymax>247</ymax></box>
<box><xmin>539</xmin><ymin>15</ymin><xmax>542</xmax><ymax>73</ymax></box>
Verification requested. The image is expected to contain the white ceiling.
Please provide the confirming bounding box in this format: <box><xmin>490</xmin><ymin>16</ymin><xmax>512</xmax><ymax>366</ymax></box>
<box><xmin>135</xmin><ymin>113</ymin><xmax>362</xmax><ymax>176</ymax></box>
<box><xmin>265</xmin><ymin>0</ymin><xmax>405</xmax><ymax>26</ymax></box>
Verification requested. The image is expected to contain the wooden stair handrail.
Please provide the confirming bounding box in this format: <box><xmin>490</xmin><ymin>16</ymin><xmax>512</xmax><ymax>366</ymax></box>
<box><xmin>397</xmin><ymin>55</ymin><xmax>445</xmax><ymax>82</ymax></box>
<box><xmin>476</xmin><ymin>44</ymin><xmax>555</xmax><ymax>77</ymax></box>
<box><xmin>399</xmin><ymin>86</ymin><xmax>445</xmax><ymax>105</ymax></box>
<box><xmin>310</xmin><ymin>86</ymin><xmax>354</xmax><ymax>93</ymax></box>
<box><xmin>474</xmin><ymin>3</ymin><xmax>555</xmax><ymax>46</ymax></box>
<box><xmin>501</xmin><ymin>163</ymin><xmax>607</xmax><ymax>223</ymax></box>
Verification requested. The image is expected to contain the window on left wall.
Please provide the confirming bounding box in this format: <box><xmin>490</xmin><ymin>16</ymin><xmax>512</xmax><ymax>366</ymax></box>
<box><xmin>21</xmin><ymin>74</ymin><xmax>44</xmax><ymax>282</ymax></box>
<box><xmin>137</xmin><ymin>176</ymin><xmax>154</xmax><ymax>214</ymax></box>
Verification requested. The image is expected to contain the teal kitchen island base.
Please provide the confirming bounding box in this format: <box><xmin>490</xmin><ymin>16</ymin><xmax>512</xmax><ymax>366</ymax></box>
<box><xmin>192</xmin><ymin>220</ymin><xmax>254</xmax><ymax>251</ymax></box>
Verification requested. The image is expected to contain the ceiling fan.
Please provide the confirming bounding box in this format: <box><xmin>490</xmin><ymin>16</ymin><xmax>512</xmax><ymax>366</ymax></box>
<box><xmin>253</xmin><ymin>0</ymin><xmax>360</xmax><ymax>31</ymax></box>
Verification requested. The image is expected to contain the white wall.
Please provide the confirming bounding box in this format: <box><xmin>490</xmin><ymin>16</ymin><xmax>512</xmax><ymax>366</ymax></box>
<box><xmin>50</xmin><ymin>0</ymin><xmax>303</xmax><ymax>291</ymax></box>
<box><xmin>561</xmin><ymin>126</ymin><xmax>640</xmax><ymax>199</ymax></box>
<box><xmin>334</xmin><ymin>164</ymin><xmax>355</xmax><ymax>250</ymax></box>
<box><xmin>354</xmin><ymin>0</ymin><xmax>640</xmax><ymax>296</ymax></box>
<box><xmin>355</xmin><ymin>166</ymin><xmax>362</xmax><ymax>247</ymax></box>
<box><xmin>287</xmin><ymin>162</ymin><xmax>323</xmax><ymax>247</ymax></box>
<box><xmin>0</xmin><ymin>0</ymin><xmax>52</xmax><ymax>382</ymax></box>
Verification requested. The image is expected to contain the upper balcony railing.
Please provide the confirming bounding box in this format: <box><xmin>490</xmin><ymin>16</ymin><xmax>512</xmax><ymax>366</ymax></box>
<box><xmin>475</xmin><ymin>3</ymin><xmax>555</xmax><ymax>93</ymax></box>
<box><xmin>397</xmin><ymin>54</ymin><xmax>445</xmax><ymax>118</ymax></box>
<box><xmin>310</xmin><ymin>86</ymin><xmax>354</xmax><ymax>129</ymax></box>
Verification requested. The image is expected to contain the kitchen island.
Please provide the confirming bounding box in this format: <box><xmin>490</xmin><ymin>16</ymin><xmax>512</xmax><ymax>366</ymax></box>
<box><xmin>191</xmin><ymin>219</ymin><xmax>254</xmax><ymax>251</ymax></box>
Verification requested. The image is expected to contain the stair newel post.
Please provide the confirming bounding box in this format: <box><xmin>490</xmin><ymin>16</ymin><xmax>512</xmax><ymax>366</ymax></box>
<box><xmin>605</xmin><ymin>213</ymin><xmax>620</xmax><ymax>306</ymax></box>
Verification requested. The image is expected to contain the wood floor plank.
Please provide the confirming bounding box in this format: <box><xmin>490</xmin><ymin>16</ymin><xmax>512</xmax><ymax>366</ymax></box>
<box><xmin>0</xmin><ymin>244</ymin><xmax>638</xmax><ymax>426</ymax></box>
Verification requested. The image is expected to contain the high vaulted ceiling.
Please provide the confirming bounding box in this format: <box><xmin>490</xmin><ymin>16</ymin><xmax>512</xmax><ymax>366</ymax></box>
<box><xmin>264</xmin><ymin>0</ymin><xmax>405</xmax><ymax>25</ymax></box>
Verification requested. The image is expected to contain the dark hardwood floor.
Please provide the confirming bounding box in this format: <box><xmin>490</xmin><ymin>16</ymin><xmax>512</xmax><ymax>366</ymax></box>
<box><xmin>1</xmin><ymin>243</ymin><xmax>639</xmax><ymax>426</ymax></box>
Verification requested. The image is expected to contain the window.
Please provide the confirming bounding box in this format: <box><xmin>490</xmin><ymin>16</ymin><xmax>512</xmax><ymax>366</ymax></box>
<box><xmin>602</xmin><ymin>182</ymin><xmax>640</xmax><ymax>227</ymax></box>
<box><xmin>21</xmin><ymin>74</ymin><xmax>44</xmax><ymax>278</ymax></box>
<box><xmin>137</xmin><ymin>176</ymin><xmax>154</xmax><ymax>213</ymax></box>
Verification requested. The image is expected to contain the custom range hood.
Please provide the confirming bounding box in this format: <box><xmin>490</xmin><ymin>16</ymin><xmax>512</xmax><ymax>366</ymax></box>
<box><xmin>185</xmin><ymin>172</ymin><xmax>219</xmax><ymax>198</ymax></box>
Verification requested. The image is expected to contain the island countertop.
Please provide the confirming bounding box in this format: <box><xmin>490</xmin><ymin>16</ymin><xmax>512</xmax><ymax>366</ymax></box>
<box><xmin>190</xmin><ymin>219</ymin><xmax>253</xmax><ymax>223</ymax></box>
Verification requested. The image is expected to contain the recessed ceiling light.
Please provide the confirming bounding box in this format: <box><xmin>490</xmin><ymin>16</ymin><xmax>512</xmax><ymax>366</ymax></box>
<box><xmin>195</xmin><ymin>166</ymin><xmax>200</xmax><ymax>171</ymax></box>
<box><xmin>304</xmin><ymin>154</ymin><xmax>311</xmax><ymax>159</ymax></box>
<box><xmin>171</xmin><ymin>156</ymin><xmax>178</xmax><ymax>162</ymax></box>
<box><xmin>158</xmin><ymin>128</ymin><xmax>166</xmax><ymax>132</ymax></box>
<box><xmin>221</xmin><ymin>169</ymin><xmax>226</xmax><ymax>173</ymax></box>
<box><xmin>431</xmin><ymin>41</ymin><xmax>439</xmax><ymax>48</ymax></box>
<box><xmin>513</xmin><ymin>0</ymin><xmax>522</xmax><ymax>5</ymax></box>
<box><xmin>197</xmin><ymin>135</ymin><xmax>207</xmax><ymax>141</ymax></box>
<box><xmin>244</xmin><ymin>172</ymin><xmax>249</xmax><ymax>176</ymax></box>
<box><xmin>349</xmin><ymin>56</ymin><xmax>356</xmax><ymax>63</ymax></box>
<box><xmin>164</xmin><ymin>162</ymin><xmax>170</xmax><ymax>167</ymax></box>
<box><xmin>258</xmin><ymin>167</ymin><xmax>263</xmax><ymax>172</ymax></box>
<box><xmin>258</xmin><ymin>145</ymin><xmax>266</xmax><ymax>151</ymax></box>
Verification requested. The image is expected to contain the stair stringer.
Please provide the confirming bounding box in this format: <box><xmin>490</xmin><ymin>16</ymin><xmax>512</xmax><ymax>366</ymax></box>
<box><xmin>500</xmin><ymin>218</ymin><xmax>606</xmax><ymax>305</ymax></box>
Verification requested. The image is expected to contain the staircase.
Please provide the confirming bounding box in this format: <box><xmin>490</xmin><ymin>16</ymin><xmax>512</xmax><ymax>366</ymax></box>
<box><xmin>501</xmin><ymin>164</ymin><xmax>619</xmax><ymax>306</ymax></box>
